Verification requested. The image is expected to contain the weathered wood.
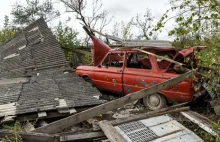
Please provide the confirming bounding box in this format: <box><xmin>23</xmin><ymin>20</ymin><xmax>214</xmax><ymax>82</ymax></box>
<box><xmin>111</xmin><ymin>107</ymin><xmax>189</xmax><ymax>126</ymax></box>
<box><xmin>72</xmin><ymin>49</ymin><xmax>92</xmax><ymax>56</ymax></box>
<box><xmin>60</xmin><ymin>132</ymin><xmax>105</xmax><ymax>142</ymax></box>
<box><xmin>181</xmin><ymin>111</ymin><xmax>217</xmax><ymax>136</ymax></box>
<box><xmin>0</xmin><ymin>78</ymin><xmax>29</xmax><ymax>85</ymax></box>
<box><xmin>99</xmin><ymin>120</ymin><xmax>126</xmax><ymax>142</ymax></box>
<box><xmin>38</xmin><ymin>112</ymin><xmax>47</xmax><ymax>118</ymax></box>
<box><xmin>0</xmin><ymin>130</ymin><xmax>59</xmax><ymax>142</ymax></box>
<box><xmin>138</xmin><ymin>49</ymin><xmax>184</xmax><ymax>66</ymax></box>
<box><xmin>33</xmin><ymin>70</ymin><xmax>194</xmax><ymax>134</ymax></box>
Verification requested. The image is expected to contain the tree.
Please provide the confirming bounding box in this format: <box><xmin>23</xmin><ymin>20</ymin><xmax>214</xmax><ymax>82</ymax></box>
<box><xmin>11</xmin><ymin>0</ymin><xmax>60</xmax><ymax>26</ymax></box>
<box><xmin>55</xmin><ymin>21</ymin><xmax>81</xmax><ymax>65</ymax></box>
<box><xmin>133</xmin><ymin>8</ymin><xmax>155</xmax><ymax>40</ymax></box>
<box><xmin>0</xmin><ymin>16</ymin><xmax>16</xmax><ymax>43</ymax></box>
<box><xmin>155</xmin><ymin>0</ymin><xmax>220</xmax><ymax>42</ymax></box>
<box><xmin>155</xmin><ymin>0</ymin><xmax>220</xmax><ymax>101</ymax></box>
<box><xmin>111</xmin><ymin>18</ymin><xmax>134</xmax><ymax>40</ymax></box>
<box><xmin>60</xmin><ymin>0</ymin><xmax>113</xmax><ymax>45</ymax></box>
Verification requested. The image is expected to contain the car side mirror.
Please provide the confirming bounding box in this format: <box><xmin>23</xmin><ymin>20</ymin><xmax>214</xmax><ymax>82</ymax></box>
<box><xmin>98</xmin><ymin>64</ymin><xmax>101</xmax><ymax>68</ymax></box>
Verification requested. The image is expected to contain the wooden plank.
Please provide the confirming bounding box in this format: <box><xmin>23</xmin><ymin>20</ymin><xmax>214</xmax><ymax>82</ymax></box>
<box><xmin>33</xmin><ymin>70</ymin><xmax>194</xmax><ymax>134</ymax></box>
<box><xmin>111</xmin><ymin>107</ymin><xmax>189</xmax><ymax>126</ymax></box>
<box><xmin>99</xmin><ymin>120</ymin><xmax>126</xmax><ymax>142</ymax></box>
<box><xmin>38</xmin><ymin>112</ymin><xmax>47</xmax><ymax>118</ymax></box>
<box><xmin>0</xmin><ymin>130</ymin><xmax>59</xmax><ymax>142</ymax></box>
<box><xmin>0</xmin><ymin>78</ymin><xmax>29</xmax><ymax>85</ymax></box>
<box><xmin>60</xmin><ymin>132</ymin><xmax>105</xmax><ymax>142</ymax></box>
<box><xmin>138</xmin><ymin>49</ymin><xmax>184</xmax><ymax>66</ymax></box>
<box><xmin>181</xmin><ymin>111</ymin><xmax>217</xmax><ymax>136</ymax></box>
<box><xmin>91</xmin><ymin>106</ymin><xmax>189</xmax><ymax>132</ymax></box>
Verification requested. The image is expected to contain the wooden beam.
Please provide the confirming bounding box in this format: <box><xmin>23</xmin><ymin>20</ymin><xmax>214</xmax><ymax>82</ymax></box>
<box><xmin>0</xmin><ymin>130</ymin><xmax>59</xmax><ymax>142</ymax></box>
<box><xmin>138</xmin><ymin>49</ymin><xmax>184</xmax><ymax>66</ymax></box>
<box><xmin>92</xmin><ymin>106</ymin><xmax>189</xmax><ymax>132</ymax></box>
<box><xmin>33</xmin><ymin>70</ymin><xmax>194</xmax><ymax>134</ymax></box>
<box><xmin>72</xmin><ymin>49</ymin><xmax>92</xmax><ymax>56</ymax></box>
<box><xmin>181</xmin><ymin>111</ymin><xmax>217</xmax><ymax>136</ymax></box>
<box><xmin>111</xmin><ymin>107</ymin><xmax>189</xmax><ymax>126</ymax></box>
<box><xmin>60</xmin><ymin>132</ymin><xmax>105</xmax><ymax>142</ymax></box>
<box><xmin>99</xmin><ymin>120</ymin><xmax>126</xmax><ymax>142</ymax></box>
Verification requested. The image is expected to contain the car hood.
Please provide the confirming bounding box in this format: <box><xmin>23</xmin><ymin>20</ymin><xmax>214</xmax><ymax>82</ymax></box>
<box><xmin>92</xmin><ymin>35</ymin><xmax>111</xmax><ymax>66</ymax></box>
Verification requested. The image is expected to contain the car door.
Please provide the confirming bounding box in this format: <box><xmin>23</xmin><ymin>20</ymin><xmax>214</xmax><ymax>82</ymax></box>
<box><xmin>123</xmin><ymin>51</ymin><xmax>157</xmax><ymax>94</ymax></box>
<box><xmin>93</xmin><ymin>51</ymin><xmax>125</xmax><ymax>93</ymax></box>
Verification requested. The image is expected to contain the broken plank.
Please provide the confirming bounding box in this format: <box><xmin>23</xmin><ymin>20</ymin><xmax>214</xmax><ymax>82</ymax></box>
<box><xmin>60</xmin><ymin>132</ymin><xmax>105</xmax><ymax>142</ymax></box>
<box><xmin>92</xmin><ymin>106</ymin><xmax>189</xmax><ymax>131</ymax></box>
<box><xmin>33</xmin><ymin>70</ymin><xmax>194</xmax><ymax>134</ymax></box>
<box><xmin>99</xmin><ymin>120</ymin><xmax>126</xmax><ymax>142</ymax></box>
<box><xmin>0</xmin><ymin>130</ymin><xmax>59</xmax><ymax>142</ymax></box>
<box><xmin>38</xmin><ymin>112</ymin><xmax>47</xmax><ymax>118</ymax></box>
<box><xmin>181</xmin><ymin>111</ymin><xmax>217</xmax><ymax>136</ymax></box>
<box><xmin>111</xmin><ymin>106</ymin><xmax>189</xmax><ymax>126</ymax></box>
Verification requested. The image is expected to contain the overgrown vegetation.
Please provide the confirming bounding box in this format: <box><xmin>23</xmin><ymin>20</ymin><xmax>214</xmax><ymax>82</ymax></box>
<box><xmin>0</xmin><ymin>121</ymin><xmax>23</xmax><ymax>142</ymax></box>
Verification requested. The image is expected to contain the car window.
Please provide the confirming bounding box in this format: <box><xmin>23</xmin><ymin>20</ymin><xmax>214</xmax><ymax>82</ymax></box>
<box><xmin>102</xmin><ymin>52</ymin><xmax>124</xmax><ymax>67</ymax></box>
<box><xmin>127</xmin><ymin>52</ymin><xmax>152</xmax><ymax>69</ymax></box>
<box><xmin>156</xmin><ymin>52</ymin><xmax>174</xmax><ymax>70</ymax></box>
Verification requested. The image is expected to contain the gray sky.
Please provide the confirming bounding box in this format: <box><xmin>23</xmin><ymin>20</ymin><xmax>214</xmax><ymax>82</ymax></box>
<box><xmin>0</xmin><ymin>0</ymin><xmax>175</xmax><ymax>40</ymax></box>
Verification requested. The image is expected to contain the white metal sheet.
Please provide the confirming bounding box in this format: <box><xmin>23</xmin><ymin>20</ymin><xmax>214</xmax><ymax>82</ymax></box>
<box><xmin>115</xmin><ymin>115</ymin><xmax>203</xmax><ymax>142</ymax></box>
<box><xmin>140</xmin><ymin>114</ymin><xmax>173</xmax><ymax>127</ymax></box>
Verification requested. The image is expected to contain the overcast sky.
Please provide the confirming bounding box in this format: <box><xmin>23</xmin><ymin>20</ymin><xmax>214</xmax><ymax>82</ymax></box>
<box><xmin>0</xmin><ymin>0</ymin><xmax>175</xmax><ymax>40</ymax></box>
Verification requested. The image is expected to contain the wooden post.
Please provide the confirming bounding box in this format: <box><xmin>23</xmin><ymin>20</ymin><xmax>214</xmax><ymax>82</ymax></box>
<box><xmin>33</xmin><ymin>70</ymin><xmax>194</xmax><ymax>134</ymax></box>
<box><xmin>99</xmin><ymin>120</ymin><xmax>126</xmax><ymax>142</ymax></box>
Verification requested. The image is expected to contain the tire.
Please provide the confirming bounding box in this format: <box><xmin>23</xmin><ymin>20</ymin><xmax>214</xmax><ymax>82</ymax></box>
<box><xmin>143</xmin><ymin>93</ymin><xmax>167</xmax><ymax>110</ymax></box>
<box><xmin>83</xmin><ymin>77</ymin><xmax>94</xmax><ymax>87</ymax></box>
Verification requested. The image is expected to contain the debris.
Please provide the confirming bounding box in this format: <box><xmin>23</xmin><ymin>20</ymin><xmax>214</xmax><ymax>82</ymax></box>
<box><xmin>0</xmin><ymin>130</ymin><xmax>59</xmax><ymax>142</ymax></box>
<box><xmin>210</xmin><ymin>99</ymin><xmax>220</xmax><ymax>115</ymax></box>
<box><xmin>0</xmin><ymin>18</ymin><xmax>103</xmax><ymax>122</ymax></box>
<box><xmin>181</xmin><ymin>111</ymin><xmax>217</xmax><ymax>136</ymax></box>
<box><xmin>60</xmin><ymin>131</ymin><xmax>105</xmax><ymax>142</ymax></box>
<box><xmin>99</xmin><ymin>120</ymin><xmax>126</xmax><ymax>142</ymax></box>
<box><xmin>112</xmin><ymin>109</ymin><xmax>138</xmax><ymax>119</ymax></box>
<box><xmin>114</xmin><ymin>115</ymin><xmax>203</xmax><ymax>142</ymax></box>
<box><xmin>33</xmin><ymin>70</ymin><xmax>193</xmax><ymax>133</ymax></box>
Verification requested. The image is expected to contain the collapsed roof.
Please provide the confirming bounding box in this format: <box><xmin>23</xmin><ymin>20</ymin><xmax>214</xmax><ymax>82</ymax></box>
<box><xmin>0</xmin><ymin>18</ymin><xmax>102</xmax><ymax>122</ymax></box>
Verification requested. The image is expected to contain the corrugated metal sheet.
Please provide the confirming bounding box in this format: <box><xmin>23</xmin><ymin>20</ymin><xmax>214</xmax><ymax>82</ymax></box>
<box><xmin>115</xmin><ymin>115</ymin><xmax>203</xmax><ymax>142</ymax></box>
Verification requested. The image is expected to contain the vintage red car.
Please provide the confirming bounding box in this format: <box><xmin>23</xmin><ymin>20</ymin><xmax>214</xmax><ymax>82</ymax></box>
<box><xmin>76</xmin><ymin>34</ymin><xmax>205</xmax><ymax>110</ymax></box>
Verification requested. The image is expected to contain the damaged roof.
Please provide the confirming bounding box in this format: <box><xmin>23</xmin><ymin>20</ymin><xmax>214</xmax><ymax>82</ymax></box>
<box><xmin>0</xmin><ymin>18</ymin><xmax>102</xmax><ymax>121</ymax></box>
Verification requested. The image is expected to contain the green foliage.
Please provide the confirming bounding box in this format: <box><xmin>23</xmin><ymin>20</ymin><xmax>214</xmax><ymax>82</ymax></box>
<box><xmin>55</xmin><ymin>22</ymin><xmax>81</xmax><ymax>49</ymax></box>
<box><xmin>112</xmin><ymin>18</ymin><xmax>134</xmax><ymax>40</ymax></box>
<box><xmin>0</xmin><ymin>16</ymin><xmax>16</xmax><ymax>43</ymax></box>
<box><xmin>1</xmin><ymin>121</ymin><xmax>23</xmax><ymax>142</ymax></box>
<box><xmin>121</xmin><ymin>18</ymin><xmax>134</xmax><ymax>40</ymax></box>
<box><xmin>156</xmin><ymin>0</ymin><xmax>220</xmax><ymax>40</ymax></box>
<box><xmin>11</xmin><ymin>0</ymin><xmax>60</xmax><ymax>26</ymax></box>
<box><xmin>55</xmin><ymin>22</ymin><xmax>81</xmax><ymax>64</ymax></box>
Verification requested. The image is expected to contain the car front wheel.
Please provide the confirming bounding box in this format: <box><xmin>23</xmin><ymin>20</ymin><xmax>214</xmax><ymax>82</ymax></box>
<box><xmin>143</xmin><ymin>93</ymin><xmax>167</xmax><ymax>110</ymax></box>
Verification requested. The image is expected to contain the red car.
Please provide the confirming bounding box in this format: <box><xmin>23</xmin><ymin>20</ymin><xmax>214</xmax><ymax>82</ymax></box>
<box><xmin>76</xmin><ymin>35</ymin><xmax>204</xmax><ymax>110</ymax></box>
